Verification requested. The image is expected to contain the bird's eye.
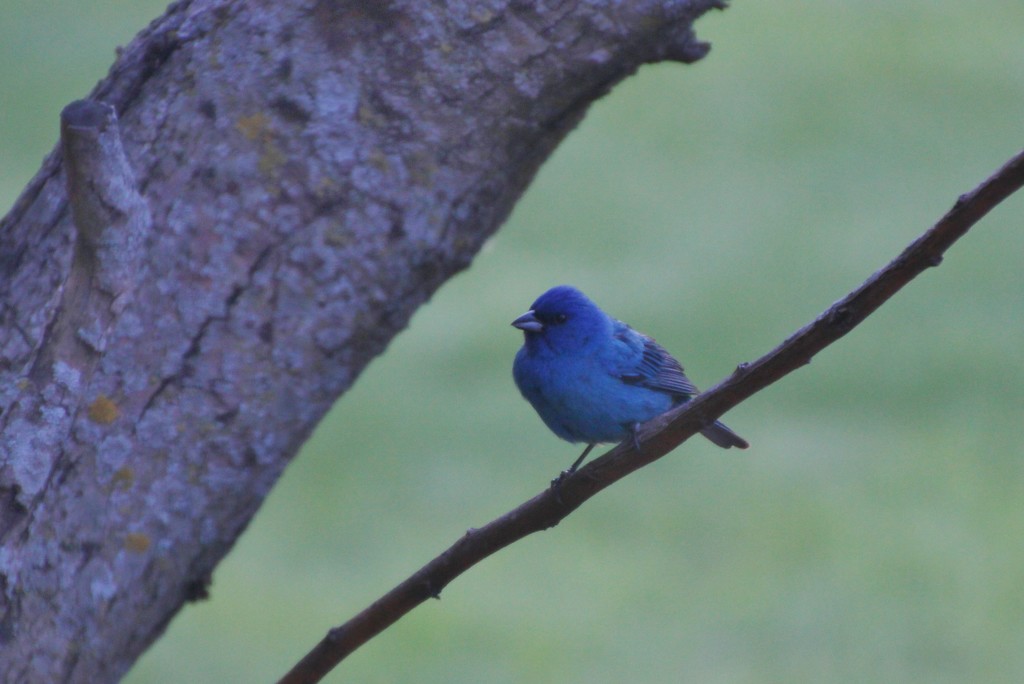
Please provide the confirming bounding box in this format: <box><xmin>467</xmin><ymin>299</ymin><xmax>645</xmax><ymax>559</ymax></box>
<box><xmin>535</xmin><ymin>311</ymin><xmax>568</xmax><ymax>326</ymax></box>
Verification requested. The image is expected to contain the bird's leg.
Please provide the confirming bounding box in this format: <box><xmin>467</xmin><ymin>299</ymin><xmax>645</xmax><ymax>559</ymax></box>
<box><xmin>550</xmin><ymin>443</ymin><xmax>596</xmax><ymax>499</ymax></box>
<box><xmin>630</xmin><ymin>422</ymin><xmax>642</xmax><ymax>452</ymax></box>
<box><xmin>568</xmin><ymin>443</ymin><xmax>596</xmax><ymax>474</ymax></box>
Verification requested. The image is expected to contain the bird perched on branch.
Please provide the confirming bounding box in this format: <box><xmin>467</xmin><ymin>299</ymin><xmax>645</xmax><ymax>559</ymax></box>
<box><xmin>512</xmin><ymin>285</ymin><xmax>748</xmax><ymax>476</ymax></box>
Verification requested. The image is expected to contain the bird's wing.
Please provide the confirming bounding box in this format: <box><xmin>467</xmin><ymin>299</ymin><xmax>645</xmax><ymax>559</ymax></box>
<box><xmin>610</xmin><ymin>322</ymin><xmax>699</xmax><ymax>398</ymax></box>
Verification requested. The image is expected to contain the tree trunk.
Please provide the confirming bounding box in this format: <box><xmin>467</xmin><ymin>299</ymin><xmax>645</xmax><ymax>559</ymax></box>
<box><xmin>0</xmin><ymin>0</ymin><xmax>723</xmax><ymax>680</ymax></box>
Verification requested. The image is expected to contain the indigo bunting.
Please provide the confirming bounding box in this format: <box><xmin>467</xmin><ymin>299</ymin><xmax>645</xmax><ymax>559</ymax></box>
<box><xmin>512</xmin><ymin>285</ymin><xmax>748</xmax><ymax>474</ymax></box>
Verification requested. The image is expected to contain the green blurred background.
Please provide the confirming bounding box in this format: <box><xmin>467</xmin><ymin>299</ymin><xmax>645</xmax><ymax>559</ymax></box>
<box><xmin>4</xmin><ymin>2</ymin><xmax>1024</xmax><ymax>682</ymax></box>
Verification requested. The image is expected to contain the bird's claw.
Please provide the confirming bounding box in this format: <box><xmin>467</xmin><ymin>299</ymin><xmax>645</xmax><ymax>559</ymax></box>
<box><xmin>630</xmin><ymin>423</ymin><xmax>643</xmax><ymax>453</ymax></box>
<box><xmin>550</xmin><ymin>469</ymin><xmax>574</xmax><ymax>504</ymax></box>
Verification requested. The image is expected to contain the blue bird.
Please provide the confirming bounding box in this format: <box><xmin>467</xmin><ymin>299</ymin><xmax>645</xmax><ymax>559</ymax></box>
<box><xmin>512</xmin><ymin>285</ymin><xmax>748</xmax><ymax>474</ymax></box>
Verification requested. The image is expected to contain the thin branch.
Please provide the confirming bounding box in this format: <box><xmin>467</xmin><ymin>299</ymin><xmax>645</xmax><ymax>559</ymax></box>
<box><xmin>278</xmin><ymin>148</ymin><xmax>1024</xmax><ymax>684</ymax></box>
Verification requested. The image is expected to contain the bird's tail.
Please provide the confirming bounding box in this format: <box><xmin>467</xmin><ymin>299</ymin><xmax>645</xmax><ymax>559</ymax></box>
<box><xmin>700</xmin><ymin>420</ymin><xmax>749</xmax><ymax>449</ymax></box>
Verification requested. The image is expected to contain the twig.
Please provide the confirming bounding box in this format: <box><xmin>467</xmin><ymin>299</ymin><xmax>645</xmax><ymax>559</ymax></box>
<box><xmin>277</xmin><ymin>148</ymin><xmax>1024</xmax><ymax>684</ymax></box>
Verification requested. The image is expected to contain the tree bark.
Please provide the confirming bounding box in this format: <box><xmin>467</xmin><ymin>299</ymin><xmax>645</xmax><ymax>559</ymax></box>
<box><xmin>0</xmin><ymin>0</ymin><xmax>724</xmax><ymax>680</ymax></box>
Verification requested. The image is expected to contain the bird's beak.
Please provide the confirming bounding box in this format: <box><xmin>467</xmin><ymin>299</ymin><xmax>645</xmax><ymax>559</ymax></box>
<box><xmin>511</xmin><ymin>310</ymin><xmax>544</xmax><ymax>333</ymax></box>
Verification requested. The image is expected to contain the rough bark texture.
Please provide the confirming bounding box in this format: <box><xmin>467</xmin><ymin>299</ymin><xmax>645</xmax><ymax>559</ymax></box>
<box><xmin>0</xmin><ymin>0</ymin><xmax>723</xmax><ymax>680</ymax></box>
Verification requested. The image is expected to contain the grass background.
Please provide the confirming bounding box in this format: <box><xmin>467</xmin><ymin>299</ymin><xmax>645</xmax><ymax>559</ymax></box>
<box><xmin>3</xmin><ymin>2</ymin><xmax>1023</xmax><ymax>682</ymax></box>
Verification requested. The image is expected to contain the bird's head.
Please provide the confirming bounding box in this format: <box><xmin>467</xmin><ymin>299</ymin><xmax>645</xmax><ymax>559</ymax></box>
<box><xmin>511</xmin><ymin>285</ymin><xmax>610</xmax><ymax>352</ymax></box>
